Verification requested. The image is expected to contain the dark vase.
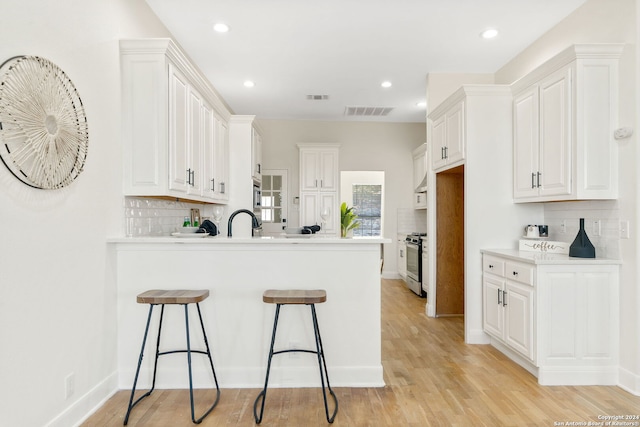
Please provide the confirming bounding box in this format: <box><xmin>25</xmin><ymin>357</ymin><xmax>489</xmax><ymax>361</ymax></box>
<box><xmin>569</xmin><ymin>218</ymin><xmax>596</xmax><ymax>258</ymax></box>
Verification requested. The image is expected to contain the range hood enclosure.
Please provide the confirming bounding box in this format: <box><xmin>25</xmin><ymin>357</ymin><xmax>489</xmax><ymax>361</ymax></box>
<box><xmin>415</xmin><ymin>174</ymin><xmax>428</xmax><ymax>193</ymax></box>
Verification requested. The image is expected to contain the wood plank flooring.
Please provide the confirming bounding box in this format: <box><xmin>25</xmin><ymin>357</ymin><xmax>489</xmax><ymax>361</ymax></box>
<box><xmin>82</xmin><ymin>279</ymin><xmax>640</xmax><ymax>426</ymax></box>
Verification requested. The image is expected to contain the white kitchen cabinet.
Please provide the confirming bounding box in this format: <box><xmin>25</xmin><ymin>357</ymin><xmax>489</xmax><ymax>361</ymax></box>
<box><xmin>413</xmin><ymin>192</ymin><xmax>427</xmax><ymax>209</ymax></box>
<box><xmin>482</xmin><ymin>256</ymin><xmax>535</xmax><ymax>362</ymax></box>
<box><xmin>300</xmin><ymin>192</ymin><xmax>337</xmax><ymax>233</ymax></box>
<box><xmin>430</xmin><ymin>98</ymin><xmax>465</xmax><ymax>172</ymax></box>
<box><xmin>251</xmin><ymin>126</ymin><xmax>262</xmax><ymax>183</ymax></box>
<box><xmin>397</xmin><ymin>236</ymin><xmax>406</xmax><ymax>279</ymax></box>
<box><xmin>482</xmin><ymin>250</ymin><xmax>620</xmax><ymax>385</ymax></box>
<box><xmin>421</xmin><ymin>240</ymin><xmax>428</xmax><ymax>295</ymax></box>
<box><xmin>205</xmin><ymin>110</ymin><xmax>229</xmax><ymax>201</ymax></box>
<box><xmin>298</xmin><ymin>144</ymin><xmax>339</xmax><ymax>235</ymax></box>
<box><xmin>512</xmin><ymin>44</ymin><xmax>623</xmax><ymax>203</ymax></box>
<box><xmin>299</xmin><ymin>145</ymin><xmax>339</xmax><ymax>192</ymax></box>
<box><xmin>121</xmin><ymin>39</ymin><xmax>231</xmax><ymax>204</ymax></box>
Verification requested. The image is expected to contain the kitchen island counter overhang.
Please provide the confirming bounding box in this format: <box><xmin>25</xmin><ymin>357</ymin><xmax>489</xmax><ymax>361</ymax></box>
<box><xmin>108</xmin><ymin>236</ymin><xmax>389</xmax><ymax>389</ymax></box>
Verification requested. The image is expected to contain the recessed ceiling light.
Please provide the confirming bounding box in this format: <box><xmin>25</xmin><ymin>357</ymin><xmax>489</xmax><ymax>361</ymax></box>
<box><xmin>243</xmin><ymin>80</ymin><xmax>255</xmax><ymax>88</ymax></box>
<box><xmin>381</xmin><ymin>81</ymin><xmax>392</xmax><ymax>88</ymax></box>
<box><xmin>416</xmin><ymin>101</ymin><xmax>426</xmax><ymax>108</ymax></box>
<box><xmin>213</xmin><ymin>23</ymin><xmax>230</xmax><ymax>33</ymax></box>
<box><xmin>481</xmin><ymin>28</ymin><xmax>499</xmax><ymax>39</ymax></box>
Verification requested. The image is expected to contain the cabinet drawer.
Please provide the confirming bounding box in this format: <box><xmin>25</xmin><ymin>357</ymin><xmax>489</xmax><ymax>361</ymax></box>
<box><xmin>505</xmin><ymin>261</ymin><xmax>534</xmax><ymax>286</ymax></box>
<box><xmin>483</xmin><ymin>255</ymin><xmax>505</xmax><ymax>277</ymax></box>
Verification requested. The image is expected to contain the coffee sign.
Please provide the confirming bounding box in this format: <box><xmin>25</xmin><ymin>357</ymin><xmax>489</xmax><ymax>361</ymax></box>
<box><xmin>519</xmin><ymin>239</ymin><xmax>569</xmax><ymax>254</ymax></box>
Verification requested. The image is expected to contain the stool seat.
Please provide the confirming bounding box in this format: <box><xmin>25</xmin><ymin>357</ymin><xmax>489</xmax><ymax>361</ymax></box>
<box><xmin>263</xmin><ymin>289</ymin><xmax>326</xmax><ymax>305</ymax></box>
<box><xmin>137</xmin><ymin>289</ymin><xmax>209</xmax><ymax>305</ymax></box>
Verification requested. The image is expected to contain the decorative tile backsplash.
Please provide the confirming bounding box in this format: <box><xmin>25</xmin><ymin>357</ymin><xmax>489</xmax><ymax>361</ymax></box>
<box><xmin>123</xmin><ymin>197</ymin><xmax>210</xmax><ymax>236</ymax></box>
<box><xmin>543</xmin><ymin>200</ymin><xmax>620</xmax><ymax>259</ymax></box>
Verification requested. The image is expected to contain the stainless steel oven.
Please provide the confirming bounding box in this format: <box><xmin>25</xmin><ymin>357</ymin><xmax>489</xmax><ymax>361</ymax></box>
<box><xmin>405</xmin><ymin>233</ymin><xmax>426</xmax><ymax>297</ymax></box>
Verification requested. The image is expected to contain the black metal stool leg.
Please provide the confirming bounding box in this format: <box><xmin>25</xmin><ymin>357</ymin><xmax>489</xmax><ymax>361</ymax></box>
<box><xmin>310</xmin><ymin>304</ymin><xmax>338</xmax><ymax>423</ymax></box>
<box><xmin>124</xmin><ymin>304</ymin><xmax>159</xmax><ymax>425</ymax></box>
<box><xmin>253</xmin><ymin>304</ymin><xmax>281</xmax><ymax>424</ymax></box>
<box><xmin>184</xmin><ymin>303</ymin><xmax>221</xmax><ymax>424</ymax></box>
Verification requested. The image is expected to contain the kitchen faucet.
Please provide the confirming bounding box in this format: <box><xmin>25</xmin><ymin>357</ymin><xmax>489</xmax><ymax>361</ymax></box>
<box><xmin>227</xmin><ymin>209</ymin><xmax>262</xmax><ymax>237</ymax></box>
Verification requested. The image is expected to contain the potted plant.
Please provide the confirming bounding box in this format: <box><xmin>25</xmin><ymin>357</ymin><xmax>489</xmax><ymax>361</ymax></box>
<box><xmin>340</xmin><ymin>202</ymin><xmax>359</xmax><ymax>237</ymax></box>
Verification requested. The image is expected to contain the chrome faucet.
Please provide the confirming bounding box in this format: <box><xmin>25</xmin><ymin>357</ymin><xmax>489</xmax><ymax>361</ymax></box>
<box><xmin>227</xmin><ymin>209</ymin><xmax>262</xmax><ymax>237</ymax></box>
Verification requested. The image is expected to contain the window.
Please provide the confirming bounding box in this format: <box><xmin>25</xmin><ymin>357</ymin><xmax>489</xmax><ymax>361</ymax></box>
<box><xmin>261</xmin><ymin>174</ymin><xmax>283</xmax><ymax>223</ymax></box>
<box><xmin>352</xmin><ymin>184</ymin><xmax>382</xmax><ymax>237</ymax></box>
<box><xmin>340</xmin><ymin>171</ymin><xmax>384</xmax><ymax>237</ymax></box>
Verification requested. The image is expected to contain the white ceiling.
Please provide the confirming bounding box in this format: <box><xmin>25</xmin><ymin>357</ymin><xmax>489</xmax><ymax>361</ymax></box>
<box><xmin>145</xmin><ymin>0</ymin><xmax>588</xmax><ymax>123</ymax></box>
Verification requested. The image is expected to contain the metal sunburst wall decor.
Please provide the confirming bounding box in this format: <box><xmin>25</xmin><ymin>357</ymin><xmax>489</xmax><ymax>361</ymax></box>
<box><xmin>0</xmin><ymin>55</ymin><xmax>89</xmax><ymax>189</ymax></box>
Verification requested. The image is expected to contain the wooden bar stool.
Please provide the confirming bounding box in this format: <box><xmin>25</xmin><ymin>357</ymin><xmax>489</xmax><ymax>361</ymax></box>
<box><xmin>123</xmin><ymin>290</ymin><xmax>220</xmax><ymax>425</ymax></box>
<box><xmin>253</xmin><ymin>289</ymin><xmax>338</xmax><ymax>424</ymax></box>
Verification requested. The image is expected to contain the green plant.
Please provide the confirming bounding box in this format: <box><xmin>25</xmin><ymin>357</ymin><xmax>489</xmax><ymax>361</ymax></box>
<box><xmin>340</xmin><ymin>202</ymin><xmax>359</xmax><ymax>237</ymax></box>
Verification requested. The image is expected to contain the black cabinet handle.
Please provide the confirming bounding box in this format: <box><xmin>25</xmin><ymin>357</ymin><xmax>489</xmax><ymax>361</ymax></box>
<box><xmin>537</xmin><ymin>171</ymin><xmax>542</xmax><ymax>188</ymax></box>
<box><xmin>497</xmin><ymin>289</ymin><xmax>502</xmax><ymax>305</ymax></box>
<box><xmin>512</xmin><ymin>271</ymin><xmax>519</xmax><ymax>276</ymax></box>
<box><xmin>502</xmin><ymin>291</ymin><xmax>507</xmax><ymax>306</ymax></box>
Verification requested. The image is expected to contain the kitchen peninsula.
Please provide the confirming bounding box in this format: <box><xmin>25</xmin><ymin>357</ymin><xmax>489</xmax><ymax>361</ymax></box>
<box><xmin>108</xmin><ymin>236</ymin><xmax>389</xmax><ymax>390</ymax></box>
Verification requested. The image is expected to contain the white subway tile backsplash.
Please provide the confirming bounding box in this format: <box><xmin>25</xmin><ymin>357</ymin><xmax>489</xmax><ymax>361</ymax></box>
<box><xmin>543</xmin><ymin>200</ymin><xmax>620</xmax><ymax>259</ymax></box>
<box><xmin>397</xmin><ymin>208</ymin><xmax>427</xmax><ymax>234</ymax></box>
<box><xmin>123</xmin><ymin>196</ymin><xmax>210</xmax><ymax>236</ymax></box>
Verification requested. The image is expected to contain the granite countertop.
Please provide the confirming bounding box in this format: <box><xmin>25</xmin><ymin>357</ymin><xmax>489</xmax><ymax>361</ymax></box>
<box><xmin>481</xmin><ymin>248</ymin><xmax>622</xmax><ymax>265</ymax></box>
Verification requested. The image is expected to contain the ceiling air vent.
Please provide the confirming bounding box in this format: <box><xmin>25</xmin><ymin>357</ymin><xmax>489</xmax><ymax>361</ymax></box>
<box><xmin>344</xmin><ymin>106</ymin><xmax>394</xmax><ymax>117</ymax></box>
<box><xmin>306</xmin><ymin>95</ymin><xmax>329</xmax><ymax>100</ymax></box>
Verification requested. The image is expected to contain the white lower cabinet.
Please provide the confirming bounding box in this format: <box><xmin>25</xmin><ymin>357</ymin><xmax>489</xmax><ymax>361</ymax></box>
<box><xmin>483</xmin><ymin>257</ymin><xmax>535</xmax><ymax>362</ymax></box>
<box><xmin>397</xmin><ymin>236</ymin><xmax>406</xmax><ymax>279</ymax></box>
<box><xmin>482</xmin><ymin>251</ymin><xmax>619</xmax><ymax>385</ymax></box>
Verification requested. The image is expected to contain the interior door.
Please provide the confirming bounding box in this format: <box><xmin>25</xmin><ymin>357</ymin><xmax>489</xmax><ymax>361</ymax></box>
<box><xmin>261</xmin><ymin>169</ymin><xmax>288</xmax><ymax>235</ymax></box>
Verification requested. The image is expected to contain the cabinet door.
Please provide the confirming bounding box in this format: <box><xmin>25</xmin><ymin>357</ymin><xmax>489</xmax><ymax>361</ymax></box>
<box><xmin>300</xmin><ymin>150</ymin><xmax>319</xmax><ymax>191</ymax></box>
<box><xmin>251</xmin><ymin>127</ymin><xmax>262</xmax><ymax>182</ymax></box>
<box><xmin>213</xmin><ymin>117</ymin><xmax>229</xmax><ymax>200</ymax></box>
<box><xmin>504</xmin><ymin>281</ymin><xmax>534</xmax><ymax>361</ymax></box>
<box><xmin>187</xmin><ymin>87</ymin><xmax>203</xmax><ymax>196</ymax></box>
<box><xmin>202</xmin><ymin>102</ymin><xmax>215</xmax><ymax>198</ymax></box>
<box><xmin>300</xmin><ymin>192</ymin><xmax>318</xmax><ymax>227</ymax></box>
<box><xmin>320</xmin><ymin>192</ymin><xmax>337</xmax><ymax>234</ymax></box>
<box><xmin>168</xmin><ymin>65</ymin><xmax>189</xmax><ymax>193</ymax></box>
<box><xmin>445</xmin><ymin>100</ymin><xmax>465</xmax><ymax>165</ymax></box>
<box><xmin>431</xmin><ymin>115</ymin><xmax>447</xmax><ymax>170</ymax></box>
<box><xmin>538</xmin><ymin>66</ymin><xmax>572</xmax><ymax>197</ymax></box>
<box><xmin>397</xmin><ymin>240</ymin><xmax>406</xmax><ymax>277</ymax></box>
<box><xmin>319</xmin><ymin>150</ymin><xmax>338</xmax><ymax>191</ymax></box>
<box><xmin>483</xmin><ymin>275</ymin><xmax>505</xmax><ymax>339</ymax></box>
<box><xmin>513</xmin><ymin>85</ymin><xmax>540</xmax><ymax>199</ymax></box>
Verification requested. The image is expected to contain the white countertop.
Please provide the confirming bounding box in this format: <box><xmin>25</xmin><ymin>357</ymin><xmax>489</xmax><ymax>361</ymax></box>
<box><xmin>481</xmin><ymin>248</ymin><xmax>622</xmax><ymax>265</ymax></box>
<box><xmin>108</xmin><ymin>235</ymin><xmax>391</xmax><ymax>244</ymax></box>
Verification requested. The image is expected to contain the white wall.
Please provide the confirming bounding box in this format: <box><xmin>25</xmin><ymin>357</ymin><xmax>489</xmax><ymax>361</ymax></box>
<box><xmin>493</xmin><ymin>0</ymin><xmax>638</xmax><ymax>394</ymax></box>
<box><xmin>0</xmin><ymin>1</ymin><xmax>172</xmax><ymax>426</ymax></box>
<box><xmin>258</xmin><ymin>119</ymin><xmax>426</xmax><ymax>276</ymax></box>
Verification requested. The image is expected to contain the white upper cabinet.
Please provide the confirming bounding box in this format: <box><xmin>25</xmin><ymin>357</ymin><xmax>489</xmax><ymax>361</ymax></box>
<box><xmin>251</xmin><ymin>126</ymin><xmax>262</xmax><ymax>183</ymax></box>
<box><xmin>121</xmin><ymin>39</ymin><xmax>231</xmax><ymax>204</ymax></box>
<box><xmin>299</xmin><ymin>146</ymin><xmax>339</xmax><ymax>192</ymax></box>
<box><xmin>512</xmin><ymin>44</ymin><xmax>623</xmax><ymax>203</ymax></box>
<box><xmin>430</xmin><ymin>98</ymin><xmax>465</xmax><ymax>172</ymax></box>
<box><xmin>298</xmin><ymin>144</ymin><xmax>340</xmax><ymax>235</ymax></box>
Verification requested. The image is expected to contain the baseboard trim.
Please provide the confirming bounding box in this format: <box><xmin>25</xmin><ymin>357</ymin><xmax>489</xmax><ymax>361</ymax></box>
<box><xmin>618</xmin><ymin>366</ymin><xmax>640</xmax><ymax>396</ymax></box>
<box><xmin>46</xmin><ymin>372</ymin><xmax>118</xmax><ymax>427</ymax></box>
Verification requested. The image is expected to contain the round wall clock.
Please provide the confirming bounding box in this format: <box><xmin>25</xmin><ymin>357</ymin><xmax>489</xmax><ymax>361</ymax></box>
<box><xmin>0</xmin><ymin>55</ymin><xmax>89</xmax><ymax>189</ymax></box>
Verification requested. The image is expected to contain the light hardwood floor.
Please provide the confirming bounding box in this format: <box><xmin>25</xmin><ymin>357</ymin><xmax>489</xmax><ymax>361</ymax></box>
<box><xmin>82</xmin><ymin>279</ymin><xmax>640</xmax><ymax>426</ymax></box>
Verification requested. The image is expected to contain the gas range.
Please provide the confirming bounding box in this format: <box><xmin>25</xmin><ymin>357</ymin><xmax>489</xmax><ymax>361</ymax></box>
<box><xmin>405</xmin><ymin>232</ymin><xmax>426</xmax><ymax>244</ymax></box>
